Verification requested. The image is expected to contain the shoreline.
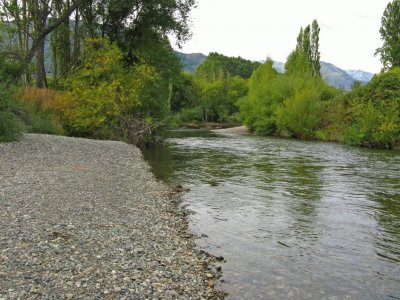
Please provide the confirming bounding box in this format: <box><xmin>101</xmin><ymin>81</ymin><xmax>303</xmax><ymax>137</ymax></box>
<box><xmin>0</xmin><ymin>134</ymin><xmax>225</xmax><ymax>299</ymax></box>
<box><xmin>211</xmin><ymin>125</ymin><xmax>251</xmax><ymax>135</ymax></box>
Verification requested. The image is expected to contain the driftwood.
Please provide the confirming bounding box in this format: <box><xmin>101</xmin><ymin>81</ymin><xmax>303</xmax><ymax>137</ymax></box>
<box><xmin>119</xmin><ymin>115</ymin><xmax>168</xmax><ymax>146</ymax></box>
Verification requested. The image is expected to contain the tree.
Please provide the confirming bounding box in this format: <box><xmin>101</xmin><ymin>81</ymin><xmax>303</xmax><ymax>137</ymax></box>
<box><xmin>50</xmin><ymin>0</ymin><xmax>72</xmax><ymax>81</ymax></box>
<box><xmin>340</xmin><ymin>68</ymin><xmax>400</xmax><ymax>148</ymax></box>
<box><xmin>311</xmin><ymin>20</ymin><xmax>321</xmax><ymax>77</ymax></box>
<box><xmin>286</xmin><ymin>20</ymin><xmax>321</xmax><ymax>78</ymax></box>
<box><xmin>0</xmin><ymin>0</ymin><xmax>84</xmax><ymax>87</ymax></box>
<box><xmin>238</xmin><ymin>59</ymin><xmax>284</xmax><ymax>134</ymax></box>
<box><xmin>59</xmin><ymin>38</ymin><xmax>159</xmax><ymax>138</ymax></box>
<box><xmin>376</xmin><ymin>0</ymin><xmax>400</xmax><ymax>69</ymax></box>
<box><xmin>195</xmin><ymin>52</ymin><xmax>260</xmax><ymax>80</ymax></box>
<box><xmin>79</xmin><ymin>0</ymin><xmax>195</xmax><ymax>65</ymax></box>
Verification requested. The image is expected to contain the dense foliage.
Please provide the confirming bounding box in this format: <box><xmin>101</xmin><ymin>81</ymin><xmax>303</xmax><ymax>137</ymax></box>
<box><xmin>195</xmin><ymin>52</ymin><xmax>260</xmax><ymax>80</ymax></box>
<box><xmin>0</xmin><ymin>83</ymin><xmax>23</xmax><ymax>142</ymax></box>
<box><xmin>285</xmin><ymin>20</ymin><xmax>321</xmax><ymax>78</ymax></box>
<box><xmin>170</xmin><ymin>52</ymin><xmax>253</xmax><ymax>123</ymax></box>
<box><xmin>0</xmin><ymin>0</ymin><xmax>196</xmax><ymax>144</ymax></box>
<box><xmin>0</xmin><ymin>55</ymin><xmax>63</xmax><ymax>142</ymax></box>
<box><xmin>238</xmin><ymin>18</ymin><xmax>399</xmax><ymax>149</ymax></box>
<box><xmin>239</xmin><ymin>58</ymin><xmax>340</xmax><ymax>139</ymax></box>
<box><xmin>57</xmin><ymin>39</ymin><xmax>162</xmax><ymax>140</ymax></box>
<box><xmin>376</xmin><ymin>0</ymin><xmax>400</xmax><ymax>69</ymax></box>
<box><xmin>339</xmin><ymin>68</ymin><xmax>400</xmax><ymax>148</ymax></box>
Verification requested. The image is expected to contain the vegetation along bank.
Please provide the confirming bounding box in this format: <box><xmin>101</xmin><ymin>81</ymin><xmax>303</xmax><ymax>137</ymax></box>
<box><xmin>1</xmin><ymin>1</ymin><xmax>399</xmax><ymax>149</ymax></box>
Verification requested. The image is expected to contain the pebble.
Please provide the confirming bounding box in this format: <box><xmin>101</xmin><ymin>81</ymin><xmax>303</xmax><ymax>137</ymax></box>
<box><xmin>0</xmin><ymin>134</ymin><xmax>226</xmax><ymax>299</ymax></box>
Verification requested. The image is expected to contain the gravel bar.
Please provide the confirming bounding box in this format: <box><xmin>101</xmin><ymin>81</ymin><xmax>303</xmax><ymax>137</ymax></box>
<box><xmin>0</xmin><ymin>134</ymin><xmax>224</xmax><ymax>299</ymax></box>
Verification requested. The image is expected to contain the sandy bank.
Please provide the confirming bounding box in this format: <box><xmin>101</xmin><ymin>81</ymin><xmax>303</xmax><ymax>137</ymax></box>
<box><xmin>211</xmin><ymin>125</ymin><xmax>251</xmax><ymax>135</ymax></box>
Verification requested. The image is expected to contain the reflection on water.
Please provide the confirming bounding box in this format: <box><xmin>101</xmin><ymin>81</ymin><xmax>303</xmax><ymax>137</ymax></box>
<box><xmin>142</xmin><ymin>131</ymin><xmax>400</xmax><ymax>299</ymax></box>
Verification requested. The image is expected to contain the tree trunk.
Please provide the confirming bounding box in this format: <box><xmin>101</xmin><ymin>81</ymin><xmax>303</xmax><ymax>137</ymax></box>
<box><xmin>35</xmin><ymin>39</ymin><xmax>48</xmax><ymax>88</ymax></box>
<box><xmin>72</xmin><ymin>8</ymin><xmax>81</xmax><ymax>68</ymax></box>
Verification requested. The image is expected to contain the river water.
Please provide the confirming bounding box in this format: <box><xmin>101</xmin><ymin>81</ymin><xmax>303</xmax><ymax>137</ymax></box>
<box><xmin>142</xmin><ymin>130</ymin><xmax>400</xmax><ymax>299</ymax></box>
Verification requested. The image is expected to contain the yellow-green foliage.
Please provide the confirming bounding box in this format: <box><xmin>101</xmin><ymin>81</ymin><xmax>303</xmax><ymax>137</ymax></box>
<box><xmin>239</xmin><ymin>59</ymin><xmax>339</xmax><ymax>137</ymax></box>
<box><xmin>276</xmin><ymin>82</ymin><xmax>323</xmax><ymax>139</ymax></box>
<box><xmin>238</xmin><ymin>59</ymin><xmax>283</xmax><ymax>134</ymax></box>
<box><xmin>340</xmin><ymin>68</ymin><xmax>400</xmax><ymax>148</ymax></box>
<box><xmin>58</xmin><ymin>39</ymin><xmax>158</xmax><ymax>137</ymax></box>
<box><xmin>275</xmin><ymin>78</ymin><xmax>339</xmax><ymax>139</ymax></box>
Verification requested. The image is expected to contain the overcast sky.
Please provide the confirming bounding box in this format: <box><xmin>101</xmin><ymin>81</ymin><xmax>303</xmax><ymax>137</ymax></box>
<box><xmin>174</xmin><ymin>0</ymin><xmax>390</xmax><ymax>73</ymax></box>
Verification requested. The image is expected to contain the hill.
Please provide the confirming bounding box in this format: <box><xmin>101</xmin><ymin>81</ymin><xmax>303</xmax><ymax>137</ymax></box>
<box><xmin>321</xmin><ymin>62</ymin><xmax>357</xmax><ymax>90</ymax></box>
<box><xmin>175</xmin><ymin>51</ymin><xmax>207</xmax><ymax>73</ymax></box>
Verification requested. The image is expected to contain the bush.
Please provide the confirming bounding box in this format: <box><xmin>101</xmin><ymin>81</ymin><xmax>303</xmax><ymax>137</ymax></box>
<box><xmin>339</xmin><ymin>68</ymin><xmax>400</xmax><ymax>148</ymax></box>
<box><xmin>0</xmin><ymin>83</ymin><xmax>23</xmax><ymax>142</ymax></box>
<box><xmin>0</xmin><ymin>111</ymin><xmax>23</xmax><ymax>142</ymax></box>
<box><xmin>56</xmin><ymin>38</ymin><xmax>165</xmax><ymax>144</ymax></box>
<box><xmin>239</xmin><ymin>60</ymin><xmax>339</xmax><ymax>137</ymax></box>
<box><xmin>276</xmin><ymin>87</ymin><xmax>323</xmax><ymax>139</ymax></box>
<box><xmin>179</xmin><ymin>107</ymin><xmax>204</xmax><ymax>122</ymax></box>
<box><xmin>238</xmin><ymin>60</ymin><xmax>283</xmax><ymax>134</ymax></box>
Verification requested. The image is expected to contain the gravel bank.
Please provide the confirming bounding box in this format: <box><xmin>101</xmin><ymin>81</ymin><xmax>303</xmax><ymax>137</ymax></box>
<box><xmin>0</xmin><ymin>134</ymin><xmax>224</xmax><ymax>299</ymax></box>
<box><xmin>211</xmin><ymin>126</ymin><xmax>250</xmax><ymax>135</ymax></box>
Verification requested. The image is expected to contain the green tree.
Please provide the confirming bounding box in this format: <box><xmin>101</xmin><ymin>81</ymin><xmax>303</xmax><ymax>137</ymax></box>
<box><xmin>171</xmin><ymin>72</ymin><xmax>200</xmax><ymax>113</ymax></box>
<box><xmin>80</xmin><ymin>0</ymin><xmax>195</xmax><ymax>64</ymax></box>
<box><xmin>238</xmin><ymin>59</ymin><xmax>285</xmax><ymax>134</ymax></box>
<box><xmin>285</xmin><ymin>49</ymin><xmax>312</xmax><ymax>77</ymax></box>
<box><xmin>0</xmin><ymin>0</ymin><xmax>84</xmax><ymax>87</ymax></box>
<box><xmin>59</xmin><ymin>38</ymin><xmax>158</xmax><ymax>138</ymax></box>
<box><xmin>311</xmin><ymin>20</ymin><xmax>321</xmax><ymax>78</ymax></box>
<box><xmin>286</xmin><ymin>20</ymin><xmax>321</xmax><ymax>78</ymax></box>
<box><xmin>340</xmin><ymin>68</ymin><xmax>400</xmax><ymax>148</ymax></box>
<box><xmin>195</xmin><ymin>52</ymin><xmax>260</xmax><ymax>80</ymax></box>
<box><xmin>50</xmin><ymin>0</ymin><xmax>72</xmax><ymax>81</ymax></box>
<box><xmin>275</xmin><ymin>78</ymin><xmax>329</xmax><ymax>139</ymax></box>
<box><xmin>376</xmin><ymin>0</ymin><xmax>400</xmax><ymax>69</ymax></box>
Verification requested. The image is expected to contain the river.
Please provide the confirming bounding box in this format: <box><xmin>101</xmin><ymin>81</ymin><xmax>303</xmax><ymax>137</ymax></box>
<box><xmin>142</xmin><ymin>130</ymin><xmax>400</xmax><ymax>299</ymax></box>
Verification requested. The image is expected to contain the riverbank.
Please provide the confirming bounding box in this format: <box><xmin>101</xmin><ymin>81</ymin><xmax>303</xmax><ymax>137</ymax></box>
<box><xmin>211</xmin><ymin>126</ymin><xmax>250</xmax><ymax>135</ymax></box>
<box><xmin>0</xmin><ymin>134</ymin><xmax>224</xmax><ymax>299</ymax></box>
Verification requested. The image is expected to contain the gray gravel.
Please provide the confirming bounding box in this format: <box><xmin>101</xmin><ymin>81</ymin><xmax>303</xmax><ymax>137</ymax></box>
<box><xmin>0</xmin><ymin>134</ymin><xmax>225</xmax><ymax>299</ymax></box>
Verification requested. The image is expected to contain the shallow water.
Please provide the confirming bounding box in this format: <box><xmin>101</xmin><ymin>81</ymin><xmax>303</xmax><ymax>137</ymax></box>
<box><xmin>142</xmin><ymin>130</ymin><xmax>400</xmax><ymax>299</ymax></box>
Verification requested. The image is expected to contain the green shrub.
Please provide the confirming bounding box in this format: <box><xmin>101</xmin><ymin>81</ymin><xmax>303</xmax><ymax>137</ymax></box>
<box><xmin>339</xmin><ymin>68</ymin><xmax>400</xmax><ymax>148</ymax></box>
<box><xmin>276</xmin><ymin>87</ymin><xmax>323</xmax><ymax>139</ymax></box>
<box><xmin>0</xmin><ymin>82</ymin><xmax>23</xmax><ymax>142</ymax></box>
<box><xmin>0</xmin><ymin>111</ymin><xmax>23</xmax><ymax>142</ymax></box>
<box><xmin>59</xmin><ymin>38</ymin><xmax>159</xmax><ymax>139</ymax></box>
<box><xmin>179</xmin><ymin>107</ymin><xmax>204</xmax><ymax>122</ymax></box>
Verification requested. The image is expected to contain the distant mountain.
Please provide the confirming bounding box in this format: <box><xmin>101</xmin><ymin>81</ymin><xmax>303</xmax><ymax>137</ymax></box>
<box><xmin>345</xmin><ymin>69</ymin><xmax>374</xmax><ymax>83</ymax></box>
<box><xmin>274</xmin><ymin>61</ymin><xmax>358</xmax><ymax>90</ymax></box>
<box><xmin>176</xmin><ymin>51</ymin><xmax>374</xmax><ymax>91</ymax></box>
<box><xmin>175</xmin><ymin>51</ymin><xmax>207</xmax><ymax>73</ymax></box>
<box><xmin>321</xmin><ymin>62</ymin><xmax>357</xmax><ymax>90</ymax></box>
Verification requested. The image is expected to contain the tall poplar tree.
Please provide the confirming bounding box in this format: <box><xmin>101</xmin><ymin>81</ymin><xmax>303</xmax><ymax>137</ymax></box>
<box><xmin>285</xmin><ymin>20</ymin><xmax>321</xmax><ymax>78</ymax></box>
<box><xmin>311</xmin><ymin>20</ymin><xmax>321</xmax><ymax>77</ymax></box>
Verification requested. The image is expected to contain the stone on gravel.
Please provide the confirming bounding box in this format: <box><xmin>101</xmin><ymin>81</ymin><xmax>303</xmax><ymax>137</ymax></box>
<box><xmin>0</xmin><ymin>134</ymin><xmax>226</xmax><ymax>299</ymax></box>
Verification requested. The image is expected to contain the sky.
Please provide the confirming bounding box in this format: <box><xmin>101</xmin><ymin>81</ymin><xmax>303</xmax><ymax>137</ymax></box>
<box><xmin>173</xmin><ymin>0</ymin><xmax>391</xmax><ymax>73</ymax></box>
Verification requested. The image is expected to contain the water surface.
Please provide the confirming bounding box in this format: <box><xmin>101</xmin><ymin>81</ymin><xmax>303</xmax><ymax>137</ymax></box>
<box><xmin>142</xmin><ymin>130</ymin><xmax>400</xmax><ymax>299</ymax></box>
